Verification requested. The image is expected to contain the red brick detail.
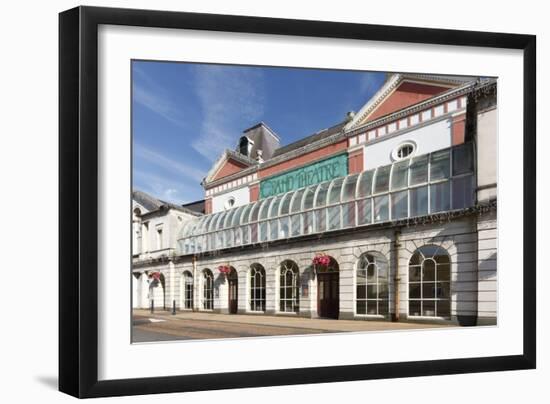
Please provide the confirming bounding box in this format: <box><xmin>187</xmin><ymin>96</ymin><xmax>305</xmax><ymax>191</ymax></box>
<box><xmin>204</xmin><ymin>198</ymin><xmax>212</xmax><ymax>214</ymax></box>
<box><xmin>451</xmin><ymin>113</ymin><xmax>466</xmax><ymax>145</ymax></box>
<box><xmin>249</xmin><ymin>184</ymin><xmax>260</xmax><ymax>202</ymax></box>
<box><xmin>259</xmin><ymin>140</ymin><xmax>348</xmax><ymax>178</ymax></box>
<box><xmin>212</xmin><ymin>158</ymin><xmax>249</xmax><ymax>181</ymax></box>
<box><xmin>348</xmin><ymin>149</ymin><xmax>363</xmax><ymax>174</ymax></box>
<box><xmin>367</xmin><ymin>82</ymin><xmax>450</xmax><ymax>122</ymax></box>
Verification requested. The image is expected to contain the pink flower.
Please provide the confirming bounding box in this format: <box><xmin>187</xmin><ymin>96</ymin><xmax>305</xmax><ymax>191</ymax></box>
<box><xmin>312</xmin><ymin>254</ymin><xmax>331</xmax><ymax>267</ymax></box>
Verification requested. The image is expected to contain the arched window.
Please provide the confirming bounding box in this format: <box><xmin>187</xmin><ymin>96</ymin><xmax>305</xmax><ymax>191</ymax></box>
<box><xmin>279</xmin><ymin>260</ymin><xmax>299</xmax><ymax>313</ymax></box>
<box><xmin>182</xmin><ymin>271</ymin><xmax>193</xmax><ymax>309</ymax></box>
<box><xmin>250</xmin><ymin>263</ymin><xmax>266</xmax><ymax>312</ymax></box>
<box><xmin>356</xmin><ymin>253</ymin><xmax>389</xmax><ymax>315</ymax></box>
<box><xmin>408</xmin><ymin>245</ymin><xmax>451</xmax><ymax>318</ymax></box>
<box><xmin>202</xmin><ymin>269</ymin><xmax>214</xmax><ymax>310</ymax></box>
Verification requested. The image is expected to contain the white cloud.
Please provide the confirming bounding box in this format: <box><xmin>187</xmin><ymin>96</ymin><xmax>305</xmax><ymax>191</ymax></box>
<box><xmin>359</xmin><ymin>72</ymin><xmax>386</xmax><ymax>98</ymax></box>
<box><xmin>191</xmin><ymin>65</ymin><xmax>265</xmax><ymax>161</ymax></box>
<box><xmin>134</xmin><ymin>143</ymin><xmax>205</xmax><ymax>183</ymax></box>
<box><xmin>133</xmin><ymin>66</ymin><xmax>188</xmax><ymax>128</ymax></box>
<box><xmin>133</xmin><ymin>170</ymin><xmax>202</xmax><ymax>204</ymax></box>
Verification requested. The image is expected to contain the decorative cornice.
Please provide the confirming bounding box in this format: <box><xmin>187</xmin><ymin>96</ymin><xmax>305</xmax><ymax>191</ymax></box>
<box><xmin>346</xmin><ymin>73</ymin><xmax>403</xmax><ymax>130</ymax></box>
<box><xmin>346</xmin><ymin>73</ymin><xmax>477</xmax><ymax>131</ymax></box>
<box><xmin>204</xmin><ymin>165</ymin><xmax>258</xmax><ymax>190</ymax></box>
<box><xmin>344</xmin><ymin>81</ymin><xmax>482</xmax><ymax>138</ymax></box>
<box><xmin>203</xmin><ymin>149</ymin><xmax>258</xmax><ymax>186</ymax></box>
<box><xmin>258</xmin><ymin>131</ymin><xmax>347</xmax><ymax>171</ymax></box>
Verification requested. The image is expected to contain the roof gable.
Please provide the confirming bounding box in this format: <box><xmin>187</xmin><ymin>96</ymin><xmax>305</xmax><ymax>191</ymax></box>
<box><xmin>203</xmin><ymin>149</ymin><xmax>257</xmax><ymax>185</ymax></box>
<box><xmin>132</xmin><ymin>190</ymin><xmax>162</xmax><ymax>211</ymax></box>
<box><xmin>346</xmin><ymin>74</ymin><xmax>474</xmax><ymax>130</ymax></box>
<box><xmin>211</xmin><ymin>158</ymin><xmax>249</xmax><ymax>181</ymax></box>
<box><xmin>366</xmin><ymin>81</ymin><xmax>450</xmax><ymax>122</ymax></box>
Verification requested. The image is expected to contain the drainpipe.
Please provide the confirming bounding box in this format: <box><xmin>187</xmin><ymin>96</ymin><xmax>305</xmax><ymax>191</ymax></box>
<box><xmin>392</xmin><ymin>229</ymin><xmax>402</xmax><ymax>322</ymax></box>
<box><xmin>192</xmin><ymin>255</ymin><xmax>197</xmax><ymax>311</ymax></box>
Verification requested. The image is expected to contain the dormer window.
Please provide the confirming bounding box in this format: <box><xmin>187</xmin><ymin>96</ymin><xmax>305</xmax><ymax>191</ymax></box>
<box><xmin>239</xmin><ymin>136</ymin><xmax>254</xmax><ymax>157</ymax></box>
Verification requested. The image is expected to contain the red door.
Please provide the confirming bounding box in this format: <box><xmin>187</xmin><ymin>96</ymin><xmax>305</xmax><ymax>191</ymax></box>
<box><xmin>317</xmin><ymin>272</ymin><xmax>339</xmax><ymax>319</ymax></box>
<box><xmin>228</xmin><ymin>269</ymin><xmax>238</xmax><ymax>314</ymax></box>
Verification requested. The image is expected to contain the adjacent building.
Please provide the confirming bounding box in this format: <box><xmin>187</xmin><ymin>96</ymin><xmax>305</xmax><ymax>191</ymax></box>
<box><xmin>133</xmin><ymin>73</ymin><xmax>497</xmax><ymax>326</ymax></box>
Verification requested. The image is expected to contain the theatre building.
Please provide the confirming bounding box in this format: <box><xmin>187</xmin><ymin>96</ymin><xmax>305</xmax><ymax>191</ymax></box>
<box><xmin>132</xmin><ymin>74</ymin><xmax>498</xmax><ymax>326</ymax></box>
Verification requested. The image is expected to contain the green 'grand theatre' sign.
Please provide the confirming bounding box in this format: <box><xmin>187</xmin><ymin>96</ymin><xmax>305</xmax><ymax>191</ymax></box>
<box><xmin>260</xmin><ymin>153</ymin><xmax>348</xmax><ymax>199</ymax></box>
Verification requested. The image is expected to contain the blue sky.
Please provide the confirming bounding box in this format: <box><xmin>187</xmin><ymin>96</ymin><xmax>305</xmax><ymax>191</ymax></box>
<box><xmin>132</xmin><ymin>61</ymin><xmax>386</xmax><ymax>204</ymax></box>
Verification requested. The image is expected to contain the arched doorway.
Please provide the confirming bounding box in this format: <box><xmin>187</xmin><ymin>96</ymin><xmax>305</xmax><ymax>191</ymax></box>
<box><xmin>202</xmin><ymin>269</ymin><xmax>214</xmax><ymax>310</ymax></box>
<box><xmin>280</xmin><ymin>260</ymin><xmax>299</xmax><ymax>313</ymax></box>
<box><xmin>147</xmin><ymin>271</ymin><xmax>165</xmax><ymax>310</ymax></box>
<box><xmin>181</xmin><ymin>271</ymin><xmax>193</xmax><ymax>310</ymax></box>
<box><xmin>228</xmin><ymin>267</ymin><xmax>238</xmax><ymax>314</ymax></box>
<box><xmin>250</xmin><ymin>263</ymin><xmax>266</xmax><ymax>312</ymax></box>
<box><xmin>316</xmin><ymin>257</ymin><xmax>339</xmax><ymax>319</ymax></box>
<box><xmin>408</xmin><ymin>245</ymin><xmax>451</xmax><ymax>318</ymax></box>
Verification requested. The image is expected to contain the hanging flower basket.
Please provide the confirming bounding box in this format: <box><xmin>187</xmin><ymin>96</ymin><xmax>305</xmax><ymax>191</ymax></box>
<box><xmin>147</xmin><ymin>271</ymin><xmax>161</xmax><ymax>288</ymax></box>
<box><xmin>218</xmin><ymin>265</ymin><xmax>231</xmax><ymax>275</ymax></box>
<box><xmin>312</xmin><ymin>253</ymin><xmax>331</xmax><ymax>272</ymax></box>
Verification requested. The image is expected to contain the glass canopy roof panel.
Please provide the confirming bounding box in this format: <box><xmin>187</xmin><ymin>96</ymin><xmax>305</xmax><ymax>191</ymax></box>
<box><xmin>430</xmin><ymin>149</ymin><xmax>450</xmax><ymax>181</ymax></box>
<box><xmin>248</xmin><ymin>200</ymin><xmax>261</xmax><ymax>222</ymax></box>
<box><xmin>207</xmin><ymin>212</ymin><xmax>220</xmax><ymax>232</ymax></box>
<box><xmin>268</xmin><ymin>195</ymin><xmax>282</xmax><ymax>219</ymax></box>
<box><xmin>409</xmin><ymin>155</ymin><xmax>429</xmax><ymax>186</ymax></box>
<box><xmin>341</xmin><ymin>173</ymin><xmax>358</xmax><ymax>202</ymax></box>
<box><xmin>374</xmin><ymin>165</ymin><xmax>391</xmax><ymax>194</ymax></box>
<box><xmin>315</xmin><ymin>182</ymin><xmax>329</xmax><ymax>207</ymax></box>
<box><xmin>357</xmin><ymin>170</ymin><xmax>374</xmax><ymax>198</ymax></box>
<box><xmin>202</xmin><ymin>215</ymin><xmax>214</xmax><ymax>233</ymax></box>
<box><xmin>224</xmin><ymin>208</ymin><xmax>236</xmax><ymax>228</ymax></box>
<box><xmin>176</xmin><ymin>142</ymin><xmax>476</xmax><ymax>255</ymax></box>
<box><xmin>179</xmin><ymin>220</ymin><xmax>197</xmax><ymax>238</ymax></box>
<box><xmin>279</xmin><ymin>191</ymin><xmax>293</xmax><ymax>216</ymax></box>
<box><xmin>452</xmin><ymin>142</ymin><xmax>474</xmax><ymax>175</ymax></box>
<box><xmin>301</xmin><ymin>186</ymin><xmax>317</xmax><ymax>211</ymax></box>
<box><xmin>391</xmin><ymin>160</ymin><xmax>410</xmax><ymax>191</ymax></box>
<box><xmin>191</xmin><ymin>216</ymin><xmax>208</xmax><ymax>236</ymax></box>
<box><xmin>231</xmin><ymin>205</ymin><xmax>245</xmax><ymax>227</ymax></box>
<box><xmin>290</xmin><ymin>189</ymin><xmax>305</xmax><ymax>213</ymax></box>
<box><xmin>259</xmin><ymin>197</ymin><xmax>273</xmax><ymax>221</ymax></box>
<box><xmin>240</xmin><ymin>203</ymin><xmax>252</xmax><ymax>225</ymax></box>
<box><xmin>215</xmin><ymin>211</ymin><xmax>227</xmax><ymax>230</ymax></box>
<box><xmin>327</xmin><ymin>177</ymin><xmax>344</xmax><ymax>205</ymax></box>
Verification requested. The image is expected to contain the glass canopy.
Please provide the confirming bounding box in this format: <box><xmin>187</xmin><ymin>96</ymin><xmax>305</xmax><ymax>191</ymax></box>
<box><xmin>177</xmin><ymin>142</ymin><xmax>475</xmax><ymax>255</ymax></box>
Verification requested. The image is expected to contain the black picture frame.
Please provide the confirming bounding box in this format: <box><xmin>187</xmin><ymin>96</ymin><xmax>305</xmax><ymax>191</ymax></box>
<box><xmin>59</xmin><ymin>5</ymin><xmax>536</xmax><ymax>398</ymax></box>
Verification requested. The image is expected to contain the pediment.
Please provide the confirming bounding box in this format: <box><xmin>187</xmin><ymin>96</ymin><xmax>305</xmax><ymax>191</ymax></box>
<box><xmin>347</xmin><ymin>74</ymin><xmax>469</xmax><ymax>130</ymax></box>
<box><xmin>211</xmin><ymin>157</ymin><xmax>249</xmax><ymax>181</ymax></box>
<box><xmin>203</xmin><ymin>150</ymin><xmax>256</xmax><ymax>185</ymax></box>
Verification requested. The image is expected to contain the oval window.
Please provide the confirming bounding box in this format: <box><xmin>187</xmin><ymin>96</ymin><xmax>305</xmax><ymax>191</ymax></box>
<box><xmin>224</xmin><ymin>196</ymin><xmax>236</xmax><ymax>210</ymax></box>
<box><xmin>392</xmin><ymin>141</ymin><xmax>416</xmax><ymax>161</ymax></box>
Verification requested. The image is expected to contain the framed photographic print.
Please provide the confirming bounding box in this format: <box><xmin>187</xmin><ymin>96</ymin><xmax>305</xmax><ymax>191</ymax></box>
<box><xmin>59</xmin><ymin>5</ymin><xmax>536</xmax><ymax>398</ymax></box>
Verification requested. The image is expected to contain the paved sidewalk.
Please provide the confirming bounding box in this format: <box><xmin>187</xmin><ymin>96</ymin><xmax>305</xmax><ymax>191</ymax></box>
<box><xmin>133</xmin><ymin>309</ymin><xmax>450</xmax><ymax>335</ymax></box>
